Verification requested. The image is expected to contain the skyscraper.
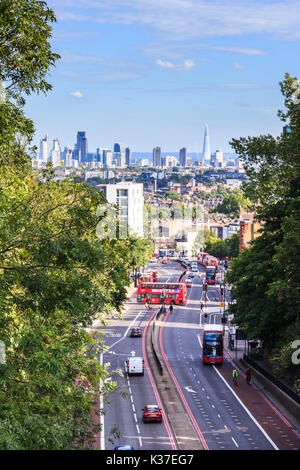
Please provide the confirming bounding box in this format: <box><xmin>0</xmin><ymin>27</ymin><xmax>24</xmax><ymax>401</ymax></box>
<box><xmin>153</xmin><ymin>146</ymin><xmax>161</xmax><ymax>167</ymax></box>
<box><xmin>39</xmin><ymin>134</ymin><xmax>49</xmax><ymax>162</ymax></box>
<box><xmin>75</xmin><ymin>131</ymin><xmax>88</xmax><ymax>163</ymax></box>
<box><xmin>125</xmin><ymin>147</ymin><xmax>131</xmax><ymax>166</ymax></box>
<box><xmin>202</xmin><ymin>125</ymin><xmax>211</xmax><ymax>162</ymax></box>
<box><xmin>50</xmin><ymin>139</ymin><xmax>61</xmax><ymax>167</ymax></box>
<box><xmin>114</xmin><ymin>143</ymin><xmax>127</xmax><ymax>167</ymax></box>
<box><xmin>179</xmin><ymin>147</ymin><xmax>187</xmax><ymax>167</ymax></box>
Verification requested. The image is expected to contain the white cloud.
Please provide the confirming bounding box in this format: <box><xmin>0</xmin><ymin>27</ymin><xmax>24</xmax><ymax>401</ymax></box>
<box><xmin>156</xmin><ymin>58</ymin><xmax>196</xmax><ymax>70</ymax></box>
<box><xmin>51</xmin><ymin>0</ymin><xmax>300</xmax><ymax>41</ymax></box>
<box><xmin>234</xmin><ymin>62</ymin><xmax>243</xmax><ymax>70</ymax></box>
<box><xmin>70</xmin><ymin>90</ymin><xmax>84</xmax><ymax>99</ymax></box>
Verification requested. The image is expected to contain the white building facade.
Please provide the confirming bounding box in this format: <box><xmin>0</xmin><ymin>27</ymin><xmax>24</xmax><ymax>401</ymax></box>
<box><xmin>97</xmin><ymin>182</ymin><xmax>144</xmax><ymax>238</ymax></box>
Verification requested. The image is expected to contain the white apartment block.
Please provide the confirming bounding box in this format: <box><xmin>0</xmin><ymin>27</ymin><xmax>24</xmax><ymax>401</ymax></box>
<box><xmin>97</xmin><ymin>182</ymin><xmax>144</xmax><ymax>238</ymax></box>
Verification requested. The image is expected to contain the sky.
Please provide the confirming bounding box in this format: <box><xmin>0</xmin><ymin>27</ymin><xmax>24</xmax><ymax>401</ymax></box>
<box><xmin>26</xmin><ymin>0</ymin><xmax>300</xmax><ymax>154</ymax></box>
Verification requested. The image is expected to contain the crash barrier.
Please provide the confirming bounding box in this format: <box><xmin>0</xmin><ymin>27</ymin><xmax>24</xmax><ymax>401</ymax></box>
<box><xmin>151</xmin><ymin>306</ymin><xmax>164</xmax><ymax>376</ymax></box>
<box><xmin>243</xmin><ymin>354</ymin><xmax>300</xmax><ymax>423</ymax></box>
<box><xmin>178</xmin><ymin>270</ymin><xmax>187</xmax><ymax>282</ymax></box>
<box><xmin>243</xmin><ymin>354</ymin><xmax>300</xmax><ymax>404</ymax></box>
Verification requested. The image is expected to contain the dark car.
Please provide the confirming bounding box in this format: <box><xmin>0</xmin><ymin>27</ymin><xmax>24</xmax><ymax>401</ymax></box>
<box><xmin>143</xmin><ymin>405</ymin><xmax>162</xmax><ymax>423</ymax></box>
<box><xmin>130</xmin><ymin>327</ymin><xmax>142</xmax><ymax>337</ymax></box>
<box><xmin>114</xmin><ymin>445</ymin><xmax>135</xmax><ymax>450</ymax></box>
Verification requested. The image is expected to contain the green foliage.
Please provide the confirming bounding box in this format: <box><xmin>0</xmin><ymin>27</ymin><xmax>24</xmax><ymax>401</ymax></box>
<box><xmin>0</xmin><ymin>165</ymin><xmax>140</xmax><ymax>448</ymax></box>
<box><xmin>228</xmin><ymin>73</ymin><xmax>300</xmax><ymax>389</ymax></box>
<box><xmin>211</xmin><ymin>190</ymin><xmax>250</xmax><ymax>218</ymax></box>
<box><xmin>202</xmin><ymin>230</ymin><xmax>239</xmax><ymax>259</ymax></box>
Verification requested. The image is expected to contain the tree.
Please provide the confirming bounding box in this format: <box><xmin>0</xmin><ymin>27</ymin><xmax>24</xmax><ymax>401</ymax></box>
<box><xmin>0</xmin><ymin>0</ymin><xmax>60</xmax><ymax>166</ymax></box>
<box><xmin>211</xmin><ymin>190</ymin><xmax>250</xmax><ymax>218</ymax></box>
<box><xmin>227</xmin><ymin>74</ymin><xmax>300</xmax><ymax>390</ymax></box>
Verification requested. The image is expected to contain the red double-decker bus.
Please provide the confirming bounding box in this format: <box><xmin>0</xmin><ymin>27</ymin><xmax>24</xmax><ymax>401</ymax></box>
<box><xmin>202</xmin><ymin>324</ymin><xmax>223</xmax><ymax>365</ymax></box>
<box><xmin>139</xmin><ymin>271</ymin><xmax>157</xmax><ymax>284</ymax></box>
<box><xmin>205</xmin><ymin>265</ymin><xmax>217</xmax><ymax>284</ymax></box>
<box><xmin>136</xmin><ymin>282</ymin><xmax>187</xmax><ymax>305</ymax></box>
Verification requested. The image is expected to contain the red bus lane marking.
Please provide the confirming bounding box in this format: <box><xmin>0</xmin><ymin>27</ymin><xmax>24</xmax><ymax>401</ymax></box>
<box><xmin>159</xmin><ymin>310</ymin><xmax>209</xmax><ymax>450</ymax></box>
<box><xmin>142</xmin><ymin>308</ymin><xmax>177</xmax><ymax>450</ymax></box>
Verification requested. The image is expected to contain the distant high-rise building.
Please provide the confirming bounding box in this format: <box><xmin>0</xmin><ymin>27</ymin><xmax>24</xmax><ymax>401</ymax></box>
<box><xmin>211</xmin><ymin>148</ymin><xmax>224</xmax><ymax>168</ymax></box>
<box><xmin>40</xmin><ymin>134</ymin><xmax>49</xmax><ymax>162</ymax></box>
<box><xmin>50</xmin><ymin>139</ymin><xmax>61</xmax><ymax>167</ymax></box>
<box><xmin>179</xmin><ymin>147</ymin><xmax>187</xmax><ymax>167</ymax></box>
<box><xmin>103</xmin><ymin>149</ymin><xmax>113</xmax><ymax>167</ymax></box>
<box><xmin>153</xmin><ymin>146</ymin><xmax>161</xmax><ymax>167</ymax></box>
<box><xmin>114</xmin><ymin>143</ymin><xmax>127</xmax><ymax>167</ymax></box>
<box><xmin>202</xmin><ymin>125</ymin><xmax>211</xmax><ymax>162</ymax></box>
<box><xmin>75</xmin><ymin>131</ymin><xmax>88</xmax><ymax>163</ymax></box>
<box><xmin>125</xmin><ymin>147</ymin><xmax>131</xmax><ymax>166</ymax></box>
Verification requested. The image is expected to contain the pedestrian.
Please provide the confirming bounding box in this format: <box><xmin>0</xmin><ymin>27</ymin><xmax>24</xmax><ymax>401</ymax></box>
<box><xmin>232</xmin><ymin>368</ymin><xmax>238</xmax><ymax>385</ymax></box>
<box><xmin>145</xmin><ymin>299</ymin><xmax>151</xmax><ymax>310</ymax></box>
<box><xmin>169</xmin><ymin>304</ymin><xmax>173</xmax><ymax>314</ymax></box>
<box><xmin>245</xmin><ymin>368</ymin><xmax>252</xmax><ymax>385</ymax></box>
<box><xmin>200</xmin><ymin>303</ymin><xmax>204</xmax><ymax>311</ymax></box>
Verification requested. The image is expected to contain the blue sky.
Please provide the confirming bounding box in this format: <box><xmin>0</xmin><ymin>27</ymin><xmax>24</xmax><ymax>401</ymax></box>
<box><xmin>26</xmin><ymin>0</ymin><xmax>300</xmax><ymax>153</ymax></box>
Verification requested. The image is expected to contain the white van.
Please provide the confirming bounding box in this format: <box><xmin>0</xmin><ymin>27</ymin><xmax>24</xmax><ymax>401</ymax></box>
<box><xmin>126</xmin><ymin>357</ymin><xmax>144</xmax><ymax>376</ymax></box>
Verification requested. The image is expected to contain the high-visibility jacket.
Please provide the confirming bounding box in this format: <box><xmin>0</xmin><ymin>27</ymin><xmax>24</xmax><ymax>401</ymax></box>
<box><xmin>233</xmin><ymin>369</ymin><xmax>238</xmax><ymax>377</ymax></box>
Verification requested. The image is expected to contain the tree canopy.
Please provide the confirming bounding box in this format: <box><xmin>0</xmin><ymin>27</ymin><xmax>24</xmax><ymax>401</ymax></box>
<box><xmin>227</xmin><ymin>73</ymin><xmax>300</xmax><ymax>391</ymax></box>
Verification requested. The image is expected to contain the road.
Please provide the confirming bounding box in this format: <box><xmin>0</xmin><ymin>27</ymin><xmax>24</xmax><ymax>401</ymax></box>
<box><xmin>97</xmin><ymin>259</ymin><xmax>300</xmax><ymax>450</ymax></box>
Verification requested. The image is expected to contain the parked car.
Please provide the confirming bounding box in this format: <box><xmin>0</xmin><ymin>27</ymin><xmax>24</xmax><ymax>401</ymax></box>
<box><xmin>142</xmin><ymin>405</ymin><xmax>162</xmax><ymax>423</ymax></box>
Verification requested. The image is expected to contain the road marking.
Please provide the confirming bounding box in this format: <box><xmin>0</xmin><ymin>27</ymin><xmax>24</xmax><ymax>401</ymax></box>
<box><xmin>232</xmin><ymin>437</ymin><xmax>239</xmax><ymax>447</ymax></box>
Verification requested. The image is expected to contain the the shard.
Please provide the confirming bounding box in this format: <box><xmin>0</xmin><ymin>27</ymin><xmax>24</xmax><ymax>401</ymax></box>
<box><xmin>202</xmin><ymin>124</ymin><xmax>211</xmax><ymax>162</ymax></box>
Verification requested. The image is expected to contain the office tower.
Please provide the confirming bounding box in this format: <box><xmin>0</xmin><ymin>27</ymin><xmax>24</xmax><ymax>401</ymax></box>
<box><xmin>153</xmin><ymin>146</ymin><xmax>161</xmax><ymax>167</ymax></box>
<box><xmin>179</xmin><ymin>147</ymin><xmax>187</xmax><ymax>167</ymax></box>
<box><xmin>65</xmin><ymin>149</ymin><xmax>73</xmax><ymax>167</ymax></box>
<box><xmin>202</xmin><ymin>125</ymin><xmax>211</xmax><ymax>162</ymax></box>
<box><xmin>75</xmin><ymin>131</ymin><xmax>88</xmax><ymax>163</ymax></box>
<box><xmin>125</xmin><ymin>147</ymin><xmax>131</xmax><ymax>166</ymax></box>
<box><xmin>97</xmin><ymin>182</ymin><xmax>144</xmax><ymax>238</ymax></box>
<box><xmin>40</xmin><ymin>134</ymin><xmax>49</xmax><ymax>162</ymax></box>
<box><xmin>113</xmin><ymin>143</ymin><xmax>127</xmax><ymax>167</ymax></box>
<box><xmin>211</xmin><ymin>148</ymin><xmax>224</xmax><ymax>168</ymax></box>
<box><xmin>50</xmin><ymin>139</ymin><xmax>61</xmax><ymax>166</ymax></box>
<box><xmin>103</xmin><ymin>149</ymin><xmax>113</xmax><ymax>167</ymax></box>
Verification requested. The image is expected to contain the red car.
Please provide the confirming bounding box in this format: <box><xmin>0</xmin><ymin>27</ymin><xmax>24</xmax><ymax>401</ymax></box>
<box><xmin>161</xmin><ymin>259</ymin><xmax>167</xmax><ymax>264</ymax></box>
<box><xmin>143</xmin><ymin>405</ymin><xmax>162</xmax><ymax>423</ymax></box>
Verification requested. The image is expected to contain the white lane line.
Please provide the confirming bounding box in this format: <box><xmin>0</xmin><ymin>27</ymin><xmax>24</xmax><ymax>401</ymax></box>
<box><xmin>232</xmin><ymin>437</ymin><xmax>239</xmax><ymax>447</ymax></box>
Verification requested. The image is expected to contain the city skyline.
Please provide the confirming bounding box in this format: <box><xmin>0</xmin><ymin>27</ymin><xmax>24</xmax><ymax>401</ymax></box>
<box><xmin>25</xmin><ymin>1</ymin><xmax>300</xmax><ymax>152</ymax></box>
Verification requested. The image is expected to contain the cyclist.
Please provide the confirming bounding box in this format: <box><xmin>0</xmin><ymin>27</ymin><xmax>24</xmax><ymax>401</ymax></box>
<box><xmin>200</xmin><ymin>303</ymin><xmax>204</xmax><ymax>311</ymax></box>
<box><xmin>245</xmin><ymin>368</ymin><xmax>252</xmax><ymax>385</ymax></box>
<box><xmin>233</xmin><ymin>369</ymin><xmax>238</xmax><ymax>385</ymax></box>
